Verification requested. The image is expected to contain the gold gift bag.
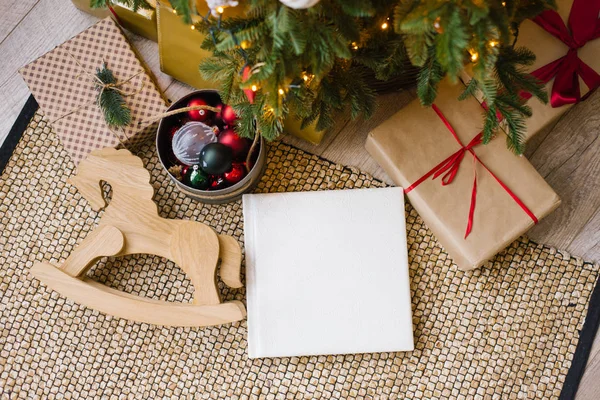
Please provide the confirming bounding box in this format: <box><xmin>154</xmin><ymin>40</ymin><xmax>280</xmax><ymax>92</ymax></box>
<box><xmin>71</xmin><ymin>0</ymin><xmax>111</xmax><ymax>19</ymax></box>
<box><xmin>156</xmin><ymin>1</ymin><xmax>221</xmax><ymax>90</ymax></box>
<box><xmin>283</xmin><ymin>115</ymin><xmax>327</xmax><ymax>145</ymax></box>
<box><xmin>111</xmin><ymin>0</ymin><xmax>158</xmax><ymax>42</ymax></box>
<box><xmin>71</xmin><ymin>0</ymin><xmax>157</xmax><ymax>41</ymax></box>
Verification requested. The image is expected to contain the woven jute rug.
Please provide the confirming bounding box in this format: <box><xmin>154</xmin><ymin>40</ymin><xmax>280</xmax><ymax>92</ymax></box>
<box><xmin>2</xmin><ymin>99</ymin><xmax>600</xmax><ymax>400</ymax></box>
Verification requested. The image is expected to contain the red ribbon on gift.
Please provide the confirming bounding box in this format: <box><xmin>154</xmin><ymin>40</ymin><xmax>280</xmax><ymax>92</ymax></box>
<box><xmin>525</xmin><ymin>0</ymin><xmax>600</xmax><ymax>107</ymax></box>
<box><xmin>404</xmin><ymin>104</ymin><xmax>538</xmax><ymax>238</ymax></box>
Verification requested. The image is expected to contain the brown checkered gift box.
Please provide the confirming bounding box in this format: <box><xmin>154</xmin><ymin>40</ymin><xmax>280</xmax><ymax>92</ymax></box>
<box><xmin>19</xmin><ymin>17</ymin><xmax>167</xmax><ymax>165</ymax></box>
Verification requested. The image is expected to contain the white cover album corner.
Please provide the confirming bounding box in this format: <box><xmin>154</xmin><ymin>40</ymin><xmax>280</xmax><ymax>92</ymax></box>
<box><xmin>243</xmin><ymin>187</ymin><xmax>414</xmax><ymax>358</ymax></box>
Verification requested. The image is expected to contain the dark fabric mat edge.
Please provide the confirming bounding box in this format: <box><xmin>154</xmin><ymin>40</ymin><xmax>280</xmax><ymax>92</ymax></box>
<box><xmin>1</xmin><ymin>95</ymin><xmax>38</xmax><ymax>175</ymax></box>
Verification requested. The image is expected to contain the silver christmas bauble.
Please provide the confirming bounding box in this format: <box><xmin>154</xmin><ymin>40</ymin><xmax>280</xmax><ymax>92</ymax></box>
<box><xmin>172</xmin><ymin>122</ymin><xmax>217</xmax><ymax>166</ymax></box>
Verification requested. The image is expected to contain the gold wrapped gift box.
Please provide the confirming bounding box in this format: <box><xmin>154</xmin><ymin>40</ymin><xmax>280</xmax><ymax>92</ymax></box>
<box><xmin>113</xmin><ymin>0</ymin><xmax>158</xmax><ymax>41</ymax></box>
<box><xmin>71</xmin><ymin>0</ymin><xmax>111</xmax><ymax>19</ymax></box>
<box><xmin>71</xmin><ymin>0</ymin><xmax>157</xmax><ymax>41</ymax></box>
<box><xmin>156</xmin><ymin>1</ymin><xmax>219</xmax><ymax>90</ymax></box>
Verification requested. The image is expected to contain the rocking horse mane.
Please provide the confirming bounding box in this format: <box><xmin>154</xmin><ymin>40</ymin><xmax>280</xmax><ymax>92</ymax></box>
<box><xmin>69</xmin><ymin>148</ymin><xmax>154</xmax><ymax>212</ymax></box>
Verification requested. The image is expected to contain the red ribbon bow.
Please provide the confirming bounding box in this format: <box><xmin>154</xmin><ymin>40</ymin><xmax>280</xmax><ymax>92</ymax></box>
<box><xmin>404</xmin><ymin>104</ymin><xmax>538</xmax><ymax>238</ymax></box>
<box><xmin>527</xmin><ymin>0</ymin><xmax>600</xmax><ymax>107</ymax></box>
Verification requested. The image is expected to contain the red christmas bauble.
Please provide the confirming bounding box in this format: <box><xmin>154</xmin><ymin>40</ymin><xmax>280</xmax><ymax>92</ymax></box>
<box><xmin>187</xmin><ymin>98</ymin><xmax>213</xmax><ymax>122</ymax></box>
<box><xmin>224</xmin><ymin>162</ymin><xmax>247</xmax><ymax>185</ymax></box>
<box><xmin>210</xmin><ymin>175</ymin><xmax>228</xmax><ymax>190</ymax></box>
<box><xmin>218</xmin><ymin>129</ymin><xmax>251</xmax><ymax>160</ymax></box>
<box><xmin>221</xmin><ymin>105</ymin><xmax>237</xmax><ymax>124</ymax></box>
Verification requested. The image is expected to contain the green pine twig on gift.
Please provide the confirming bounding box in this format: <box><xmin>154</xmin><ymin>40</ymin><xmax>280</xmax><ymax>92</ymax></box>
<box><xmin>95</xmin><ymin>63</ymin><xmax>132</xmax><ymax>128</ymax></box>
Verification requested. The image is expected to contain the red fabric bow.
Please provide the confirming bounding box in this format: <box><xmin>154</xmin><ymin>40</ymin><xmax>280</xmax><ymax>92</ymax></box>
<box><xmin>528</xmin><ymin>0</ymin><xmax>600</xmax><ymax>107</ymax></box>
<box><xmin>404</xmin><ymin>104</ymin><xmax>538</xmax><ymax>238</ymax></box>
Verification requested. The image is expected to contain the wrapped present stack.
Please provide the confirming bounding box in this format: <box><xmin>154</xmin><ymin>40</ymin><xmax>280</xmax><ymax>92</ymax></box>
<box><xmin>19</xmin><ymin>17</ymin><xmax>168</xmax><ymax>165</ymax></box>
<box><xmin>366</xmin><ymin>80</ymin><xmax>561</xmax><ymax>271</ymax></box>
<box><xmin>461</xmin><ymin>0</ymin><xmax>600</xmax><ymax>142</ymax></box>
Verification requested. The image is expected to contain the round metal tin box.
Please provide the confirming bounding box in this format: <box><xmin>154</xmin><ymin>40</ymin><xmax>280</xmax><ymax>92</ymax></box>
<box><xmin>156</xmin><ymin>90</ymin><xmax>265</xmax><ymax>204</ymax></box>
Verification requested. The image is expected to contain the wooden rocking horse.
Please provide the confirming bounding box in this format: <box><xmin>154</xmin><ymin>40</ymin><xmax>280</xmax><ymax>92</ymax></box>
<box><xmin>30</xmin><ymin>148</ymin><xmax>246</xmax><ymax>327</ymax></box>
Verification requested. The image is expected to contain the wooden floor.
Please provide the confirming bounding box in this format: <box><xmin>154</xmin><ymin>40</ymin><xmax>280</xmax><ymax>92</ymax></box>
<box><xmin>1</xmin><ymin>0</ymin><xmax>599</xmax><ymax>398</ymax></box>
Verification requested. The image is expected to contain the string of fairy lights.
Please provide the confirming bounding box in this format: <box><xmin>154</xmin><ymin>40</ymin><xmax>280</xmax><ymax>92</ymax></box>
<box><xmin>468</xmin><ymin>1</ymin><xmax>507</xmax><ymax>62</ymax></box>
<box><xmin>175</xmin><ymin>4</ymin><xmax>397</xmax><ymax>101</ymax></box>
<box><xmin>175</xmin><ymin>3</ymin><xmax>507</xmax><ymax>99</ymax></box>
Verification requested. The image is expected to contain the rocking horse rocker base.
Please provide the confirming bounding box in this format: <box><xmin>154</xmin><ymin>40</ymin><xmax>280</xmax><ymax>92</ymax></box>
<box><xmin>30</xmin><ymin>148</ymin><xmax>246</xmax><ymax>327</ymax></box>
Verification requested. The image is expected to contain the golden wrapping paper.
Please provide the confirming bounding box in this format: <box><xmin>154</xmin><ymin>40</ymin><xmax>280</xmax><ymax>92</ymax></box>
<box><xmin>71</xmin><ymin>0</ymin><xmax>111</xmax><ymax>19</ymax></box>
<box><xmin>365</xmin><ymin>80</ymin><xmax>560</xmax><ymax>271</ymax></box>
<box><xmin>71</xmin><ymin>0</ymin><xmax>157</xmax><ymax>41</ymax></box>
<box><xmin>461</xmin><ymin>0</ymin><xmax>600</xmax><ymax>142</ymax></box>
<box><xmin>111</xmin><ymin>0</ymin><xmax>158</xmax><ymax>41</ymax></box>
<box><xmin>283</xmin><ymin>115</ymin><xmax>327</xmax><ymax>145</ymax></box>
<box><xmin>156</xmin><ymin>1</ymin><xmax>220</xmax><ymax>90</ymax></box>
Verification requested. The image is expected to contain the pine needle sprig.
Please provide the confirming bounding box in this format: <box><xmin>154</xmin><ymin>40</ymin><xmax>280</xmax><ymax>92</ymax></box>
<box><xmin>169</xmin><ymin>0</ymin><xmax>194</xmax><ymax>24</ymax></box>
<box><xmin>95</xmin><ymin>63</ymin><xmax>131</xmax><ymax>128</ymax></box>
<box><xmin>417</xmin><ymin>48</ymin><xmax>444</xmax><ymax>106</ymax></box>
<box><xmin>458</xmin><ymin>78</ymin><xmax>479</xmax><ymax>101</ymax></box>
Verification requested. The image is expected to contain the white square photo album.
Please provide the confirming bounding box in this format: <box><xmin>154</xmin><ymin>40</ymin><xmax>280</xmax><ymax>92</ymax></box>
<box><xmin>242</xmin><ymin>187</ymin><xmax>414</xmax><ymax>358</ymax></box>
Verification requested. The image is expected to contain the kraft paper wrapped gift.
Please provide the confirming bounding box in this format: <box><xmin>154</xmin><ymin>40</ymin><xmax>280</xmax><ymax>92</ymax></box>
<box><xmin>365</xmin><ymin>80</ymin><xmax>561</xmax><ymax>270</ymax></box>
<box><xmin>19</xmin><ymin>17</ymin><xmax>167</xmax><ymax>165</ymax></box>
<box><xmin>461</xmin><ymin>0</ymin><xmax>600</xmax><ymax>142</ymax></box>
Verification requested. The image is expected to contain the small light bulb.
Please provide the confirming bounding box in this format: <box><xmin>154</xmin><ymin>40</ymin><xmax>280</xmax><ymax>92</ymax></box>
<box><xmin>489</xmin><ymin>40</ymin><xmax>498</xmax><ymax>47</ymax></box>
<box><xmin>278</xmin><ymin>88</ymin><xmax>284</xmax><ymax>95</ymax></box>
<box><xmin>217</xmin><ymin>6</ymin><xmax>224</xmax><ymax>13</ymax></box>
<box><xmin>269</xmin><ymin>107</ymin><xmax>274</xmax><ymax>112</ymax></box>
<box><xmin>381</xmin><ymin>22</ymin><xmax>388</xmax><ymax>30</ymax></box>
<box><xmin>241</xmin><ymin>41</ymin><xmax>249</xmax><ymax>49</ymax></box>
<box><xmin>351</xmin><ymin>42</ymin><xmax>359</xmax><ymax>50</ymax></box>
<box><xmin>251</xmin><ymin>85</ymin><xmax>258</xmax><ymax>92</ymax></box>
<box><xmin>433</xmin><ymin>17</ymin><xmax>442</xmax><ymax>32</ymax></box>
<box><xmin>172</xmin><ymin>9</ymin><xmax>177</xmax><ymax>14</ymax></box>
<box><xmin>302</xmin><ymin>74</ymin><xmax>309</xmax><ymax>82</ymax></box>
<box><xmin>470</xmin><ymin>51</ymin><xmax>479</xmax><ymax>62</ymax></box>
<box><xmin>190</xmin><ymin>25</ymin><xmax>195</xmax><ymax>30</ymax></box>
<box><xmin>502</xmin><ymin>1</ymin><xmax>506</xmax><ymax>6</ymax></box>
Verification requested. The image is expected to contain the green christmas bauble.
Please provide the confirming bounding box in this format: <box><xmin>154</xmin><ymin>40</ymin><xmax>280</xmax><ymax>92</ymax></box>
<box><xmin>184</xmin><ymin>165</ymin><xmax>210</xmax><ymax>190</ymax></box>
<box><xmin>199</xmin><ymin>142</ymin><xmax>233</xmax><ymax>175</ymax></box>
